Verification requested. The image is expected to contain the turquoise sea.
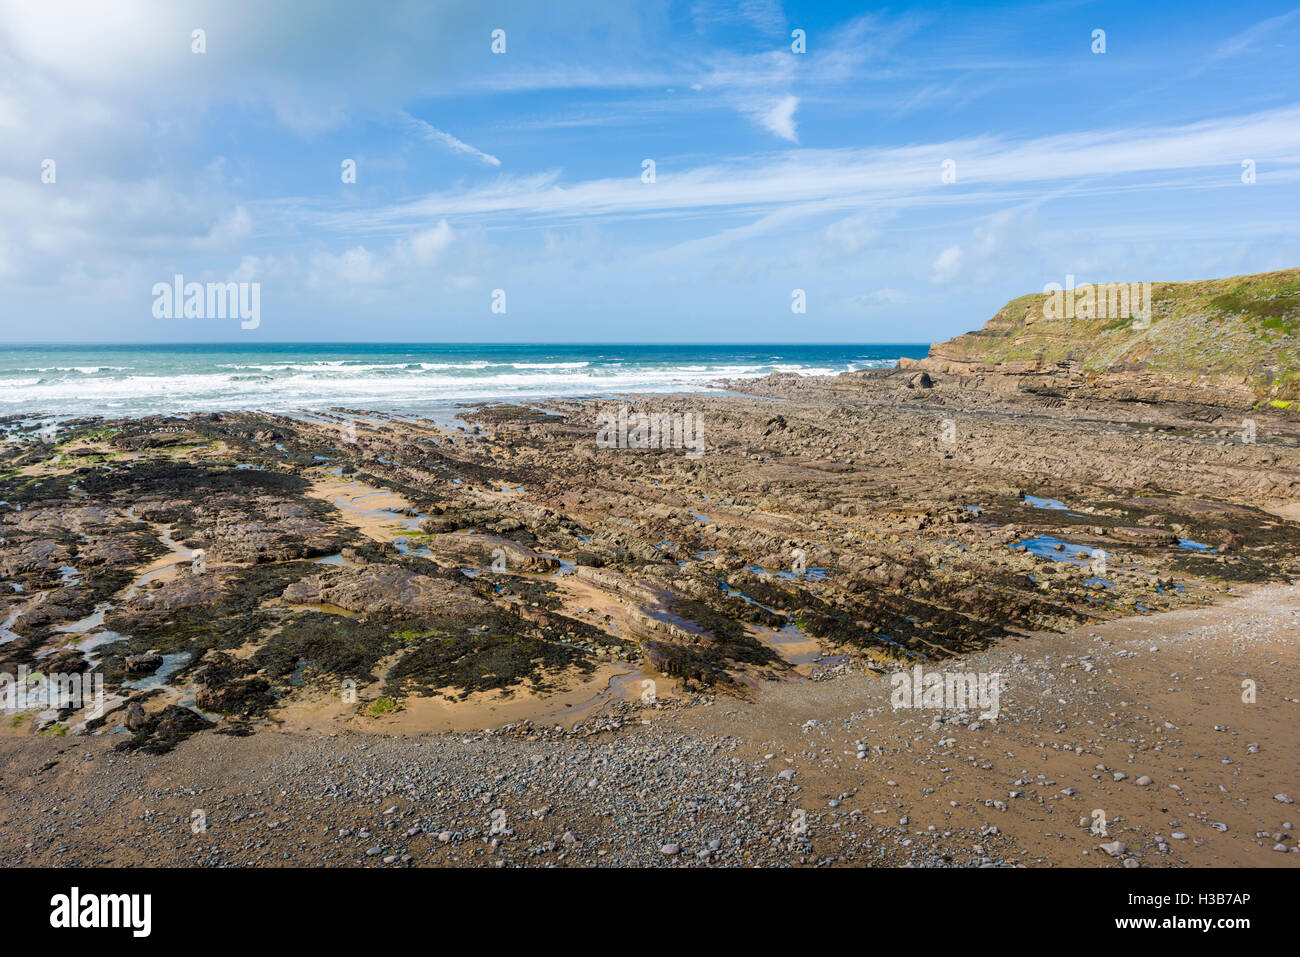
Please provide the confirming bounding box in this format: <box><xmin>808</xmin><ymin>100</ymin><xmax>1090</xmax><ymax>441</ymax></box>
<box><xmin>0</xmin><ymin>343</ymin><xmax>929</xmax><ymax>420</ymax></box>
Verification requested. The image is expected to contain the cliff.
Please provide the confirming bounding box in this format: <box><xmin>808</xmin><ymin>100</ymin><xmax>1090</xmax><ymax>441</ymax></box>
<box><xmin>905</xmin><ymin>268</ymin><xmax>1300</xmax><ymax>408</ymax></box>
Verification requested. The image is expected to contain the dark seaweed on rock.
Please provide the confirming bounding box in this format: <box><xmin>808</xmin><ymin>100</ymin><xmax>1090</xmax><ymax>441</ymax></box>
<box><xmin>639</xmin><ymin>639</ymin><xmax>752</xmax><ymax>694</ymax></box>
<box><xmin>72</xmin><ymin>460</ymin><xmax>310</xmax><ymax>501</ymax></box>
<box><xmin>382</xmin><ymin>609</ymin><xmax>593</xmax><ymax>700</ymax></box>
<box><xmin>114</xmin><ymin>705</ymin><xmax>214</xmax><ymax>755</ymax></box>
<box><xmin>192</xmin><ymin>653</ymin><xmax>277</xmax><ymax>716</ymax></box>
<box><xmin>524</xmin><ymin>608</ymin><xmax>629</xmax><ymax>653</ymax></box>
<box><xmin>99</xmin><ymin>611</ymin><xmax>278</xmax><ymax>684</ymax></box>
<box><xmin>250</xmin><ymin>612</ymin><xmax>408</xmax><ymax>684</ymax></box>
<box><xmin>469</xmin><ymin>573</ymin><xmax>565</xmax><ymax>609</ymax></box>
<box><xmin>631</xmin><ymin>597</ymin><xmax>782</xmax><ymax>691</ymax></box>
<box><xmin>102</xmin><ymin>562</ymin><xmax>322</xmax><ymax>674</ymax></box>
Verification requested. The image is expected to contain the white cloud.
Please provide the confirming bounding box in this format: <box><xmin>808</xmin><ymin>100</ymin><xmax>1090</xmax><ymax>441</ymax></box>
<box><xmin>754</xmin><ymin>94</ymin><xmax>799</xmax><ymax>142</ymax></box>
<box><xmin>825</xmin><ymin>211</ymin><xmax>882</xmax><ymax>254</ymax></box>
<box><xmin>200</xmin><ymin>206</ymin><xmax>253</xmax><ymax>249</ymax></box>
<box><xmin>930</xmin><ymin>244</ymin><xmax>963</xmax><ymax>284</ymax></box>
<box><xmin>308</xmin><ymin>220</ymin><xmax>457</xmax><ymax>289</ymax></box>
<box><xmin>311</xmin><ymin>246</ymin><xmax>387</xmax><ymax>285</ymax></box>
<box><xmin>395</xmin><ymin>220</ymin><xmax>455</xmax><ymax>265</ymax></box>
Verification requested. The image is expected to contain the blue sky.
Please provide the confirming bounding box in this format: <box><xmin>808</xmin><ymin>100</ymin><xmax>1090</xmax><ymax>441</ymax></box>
<box><xmin>2</xmin><ymin>0</ymin><xmax>1299</xmax><ymax>343</ymax></box>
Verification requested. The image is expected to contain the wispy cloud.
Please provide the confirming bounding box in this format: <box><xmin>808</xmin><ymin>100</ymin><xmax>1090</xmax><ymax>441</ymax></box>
<box><xmin>691</xmin><ymin>0</ymin><xmax>787</xmax><ymax>37</ymax></box>
<box><xmin>751</xmin><ymin>94</ymin><xmax>799</xmax><ymax>142</ymax></box>
<box><xmin>1210</xmin><ymin>6</ymin><xmax>1300</xmax><ymax>61</ymax></box>
<box><xmin>296</xmin><ymin>105</ymin><xmax>1300</xmax><ymax>235</ymax></box>
<box><xmin>400</xmin><ymin>113</ymin><xmax>501</xmax><ymax>167</ymax></box>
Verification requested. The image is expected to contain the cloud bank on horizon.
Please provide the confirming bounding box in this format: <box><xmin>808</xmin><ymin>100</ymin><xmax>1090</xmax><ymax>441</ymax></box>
<box><xmin>1</xmin><ymin>0</ymin><xmax>1299</xmax><ymax>343</ymax></box>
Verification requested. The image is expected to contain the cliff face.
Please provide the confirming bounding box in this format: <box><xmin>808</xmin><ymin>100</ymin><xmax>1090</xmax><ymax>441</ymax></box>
<box><xmin>907</xmin><ymin>268</ymin><xmax>1300</xmax><ymax>408</ymax></box>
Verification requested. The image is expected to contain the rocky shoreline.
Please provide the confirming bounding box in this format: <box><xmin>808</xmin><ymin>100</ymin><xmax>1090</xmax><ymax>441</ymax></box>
<box><xmin>2</xmin><ymin>363</ymin><xmax>1298</xmax><ymax>866</ymax></box>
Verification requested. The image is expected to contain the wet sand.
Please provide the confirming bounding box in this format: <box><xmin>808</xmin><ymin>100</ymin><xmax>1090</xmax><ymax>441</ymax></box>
<box><xmin>0</xmin><ymin>581</ymin><xmax>1294</xmax><ymax>867</ymax></box>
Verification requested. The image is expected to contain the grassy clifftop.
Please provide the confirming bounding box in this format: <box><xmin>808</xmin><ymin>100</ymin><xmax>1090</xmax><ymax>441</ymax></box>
<box><xmin>925</xmin><ymin>268</ymin><xmax>1300</xmax><ymax>405</ymax></box>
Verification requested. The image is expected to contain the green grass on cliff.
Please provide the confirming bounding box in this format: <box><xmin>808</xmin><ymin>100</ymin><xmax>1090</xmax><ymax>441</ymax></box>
<box><xmin>931</xmin><ymin>268</ymin><xmax>1300</xmax><ymax>402</ymax></box>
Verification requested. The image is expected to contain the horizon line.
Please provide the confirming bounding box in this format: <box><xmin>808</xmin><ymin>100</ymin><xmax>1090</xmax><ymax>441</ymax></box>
<box><xmin>1</xmin><ymin>340</ymin><xmax>936</xmax><ymax>348</ymax></box>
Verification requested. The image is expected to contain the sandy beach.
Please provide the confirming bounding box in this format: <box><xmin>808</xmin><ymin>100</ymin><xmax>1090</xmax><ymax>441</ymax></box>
<box><xmin>0</xmin><ymin>580</ymin><xmax>1294</xmax><ymax>867</ymax></box>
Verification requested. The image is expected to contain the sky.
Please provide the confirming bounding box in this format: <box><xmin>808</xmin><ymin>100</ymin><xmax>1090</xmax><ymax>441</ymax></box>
<box><xmin>1</xmin><ymin>0</ymin><xmax>1299</xmax><ymax>344</ymax></box>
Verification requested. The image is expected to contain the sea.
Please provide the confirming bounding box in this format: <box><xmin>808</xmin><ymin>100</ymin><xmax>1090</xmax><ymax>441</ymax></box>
<box><xmin>0</xmin><ymin>343</ymin><xmax>929</xmax><ymax>421</ymax></box>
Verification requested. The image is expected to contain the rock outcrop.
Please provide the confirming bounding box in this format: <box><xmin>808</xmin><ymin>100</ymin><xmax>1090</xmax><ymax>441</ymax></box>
<box><xmin>902</xmin><ymin>267</ymin><xmax>1300</xmax><ymax>409</ymax></box>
